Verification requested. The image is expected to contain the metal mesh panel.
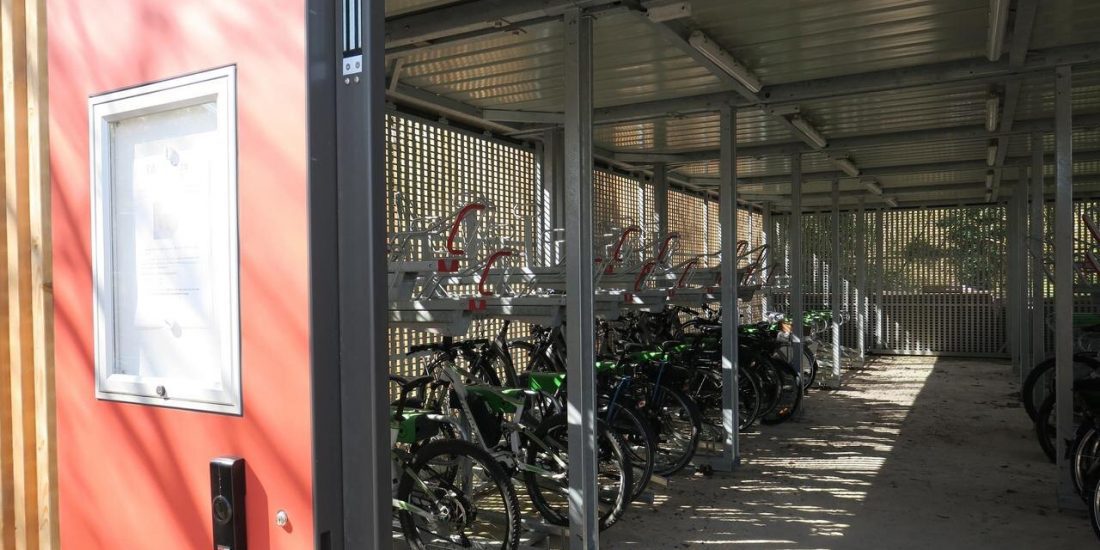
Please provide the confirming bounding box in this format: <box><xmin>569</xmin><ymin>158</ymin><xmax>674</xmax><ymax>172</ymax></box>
<box><xmin>668</xmin><ymin>189</ymin><xmax>708</xmax><ymax>263</ymax></box>
<box><xmin>385</xmin><ymin>113</ymin><xmax>537</xmax><ymax>377</ymax></box>
<box><xmin>774</xmin><ymin>205</ymin><xmax>1007</xmax><ymax>355</ymax></box>
<box><xmin>876</xmin><ymin>206</ymin><xmax>1007</xmax><ymax>355</ymax></box>
<box><xmin>593</xmin><ymin>170</ymin><xmax>646</xmax><ymax>231</ymax></box>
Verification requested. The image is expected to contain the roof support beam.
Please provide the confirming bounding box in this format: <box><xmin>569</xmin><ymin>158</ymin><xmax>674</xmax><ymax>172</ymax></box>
<box><xmin>592</xmin><ymin>42</ymin><xmax>1100</xmax><ymax>124</ymax></box>
<box><xmin>612</xmin><ymin>113</ymin><xmax>1100</xmax><ymax>165</ymax></box>
<box><xmin>990</xmin><ymin>0</ymin><xmax>1039</xmax><ymax>200</ymax></box>
<box><xmin>384</xmin><ymin>0</ymin><xmax>621</xmax><ymax>52</ymax></box>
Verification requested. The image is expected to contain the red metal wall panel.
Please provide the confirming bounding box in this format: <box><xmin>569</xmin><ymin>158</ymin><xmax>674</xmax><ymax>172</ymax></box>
<box><xmin>48</xmin><ymin>1</ymin><xmax>312</xmax><ymax>548</ymax></box>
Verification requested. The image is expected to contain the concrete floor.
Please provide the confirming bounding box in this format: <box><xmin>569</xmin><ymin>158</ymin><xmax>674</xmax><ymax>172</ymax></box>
<box><xmin>602</xmin><ymin>356</ymin><xmax>1097</xmax><ymax>549</ymax></box>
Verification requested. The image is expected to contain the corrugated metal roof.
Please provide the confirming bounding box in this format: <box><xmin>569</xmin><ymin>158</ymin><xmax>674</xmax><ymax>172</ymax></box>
<box><xmin>688</xmin><ymin>0</ymin><xmax>988</xmax><ymax>85</ymax></box>
<box><xmin>386</xmin><ymin>0</ymin><xmax>465</xmax><ymax>17</ymax></box>
<box><xmin>594</xmin><ymin>110</ymin><xmax>793</xmax><ymax>152</ymax></box>
<box><xmin>390</xmin><ymin>0</ymin><xmax>1100</xmax><ymax>204</ymax></box>
<box><xmin>398</xmin><ymin>11</ymin><xmax>727</xmax><ymax>111</ymax></box>
<box><xmin>800</xmin><ymin>81</ymin><xmax>989</xmax><ymax>138</ymax></box>
<box><xmin>1030</xmin><ymin>0</ymin><xmax>1100</xmax><ymax>51</ymax></box>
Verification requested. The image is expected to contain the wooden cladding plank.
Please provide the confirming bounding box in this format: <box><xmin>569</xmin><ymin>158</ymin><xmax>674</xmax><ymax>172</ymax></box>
<box><xmin>0</xmin><ymin>0</ymin><xmax>56</xmax><ymax>547</ymax></box>
<box><xmin>25</xmin><ymin>0</ymin><xmax>56</xmax><ymax>545</ymax></box>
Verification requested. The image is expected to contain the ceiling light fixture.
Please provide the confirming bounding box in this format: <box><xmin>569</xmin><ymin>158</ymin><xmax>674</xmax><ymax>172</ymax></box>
<box><xmin>862</xmin><ymin>177</ymin><xmax>883</xmax><ymax>195</ymax></box>
<box><xmin>987</xmin><ymin>0</ymin><xmax>1010</xmax><ymax>61</ymax></box>
<box><xmin>835</xmin><ymin>157</ymin><xmax>860</xmax><ymax>178</ymax></box>
<box><xmin>986</xmin><ymin>94</ymin><xmax>1000</xmax><ymax>132</ymax></box>
<box><xmin>787</xmin><ymin>115</ymin><xmax>828</xmax><ymax>149</ymax></box>
<box><xmin>688</xmin><ymin>30</ymin><xmax>763</xmax><ymax>93</ymax></box>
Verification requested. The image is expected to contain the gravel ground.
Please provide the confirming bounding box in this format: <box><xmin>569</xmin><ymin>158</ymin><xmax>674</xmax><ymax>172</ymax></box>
<box><xmin>600</xmin><ymin>356</ymin><xmax>1097</xmax><ymax>549</ymax></box>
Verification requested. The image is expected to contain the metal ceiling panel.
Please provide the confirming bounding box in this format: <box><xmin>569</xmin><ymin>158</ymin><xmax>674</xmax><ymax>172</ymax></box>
<box><xmin>397</xmin><ymin>11</ymin><xmax>727</xmax><ymax>111</ymax></box>
<box><xmin>846</xmin><ymin>137</ymin><xmax>990</xmax><ymax>168</ymax></box>
<box><xmin>1030</xmin><ymin>0</ymin><xmax>1100</xmax><ymax>51</ymax></box>
<box><xmin>386</xmin><ymin>0</ymin><xmax>465</xmax><ymax>17</ymax></box>
<box><xmin>800</xmin><ymin>81</ymin><xmax>989</xmax><ymax>138</ymax></box>
<box><xmin>687</xmin><ymin>0</ymin><xmax>987</xmax><ymax>85</ymax></box>
<box><xmin>1014</xmin><ymin>66</ymin><xmax>1100</xmax><ymax>122</ymax></box>
<box><xmin>593</xmin><ymin>109</ymin><xmax>793</xmax><ymax>151</ymax></box>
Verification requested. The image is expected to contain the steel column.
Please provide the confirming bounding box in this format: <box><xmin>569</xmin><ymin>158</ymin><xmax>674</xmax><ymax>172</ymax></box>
<box><xmin>718</xmin><ymin>102</ymin><xmax>740</xmax><ymax>469</ymax></box>
<box><xmin>562</xmin><ymin>8</ymin><xmax>598</xmax><ymax>547</ymax></box>
<box><xmin>1006</xmin><ymin>191</ymin><xmax>1021</xmax><ymax>370</ymax></box>
<box><xmin>308</xmin><ymin>0</ymin><xmax>390</xmax><ymax>546</ymax></box>
<box><xmin>830</xmin><ymin>179</ymin><xmax>842</xmax><ymax>380</ymax></box>
<box><xmin>762</xmin><ymin>204</ymin><xmax>774</xmax><ymax>315</ymax></box>
<box><xmin>790</xmin><ymin>154</ymin><xmax>805</xmax><ymax>375</ymax></box>
<box><xmin>875</xmin><ymin>208</ymin><xmax>885</xmax><ymax>350</ymax></box>
<box><xmin>654</xmin><ymin>162</ymin><xmax>669</xmax><ymax>256</ymax></box>
<box><xmin>1016</xmin><ymin>162</ymin><xmax>1031</xmax><ymax>373</ymax></box>
<box><xmin>1030</xmin><ymin>132</ymin><xmax>1046</xmax><ymax>367</ymax></box>
<box><xmin>1054</xmin><ymin>65</ymin><xmax>1075</xmax><ymax>504</ymax></box>
<box><xmin>856</xmin><ymin>198</ymin><xmax>867</xmax><ymax>359</ymax></box>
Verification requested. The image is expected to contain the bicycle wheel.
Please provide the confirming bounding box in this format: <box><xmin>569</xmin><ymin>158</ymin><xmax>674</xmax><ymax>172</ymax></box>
<box><xmin>523</xmin><ymin>413</ymin><xmax>632</xmax><ymax>531</ymax></box>
<box><xmin>761</xmin><ymin>357</ymin><xmax>804</xmax><ymax>425</ymax></box>
<box><xmin>397</xmin><ymin>438</ymin><xmax>521</xmax><ymax>550</ymax></box>
<box><xmin>1074</xmin><ymin>424</ymin><xmax>1100</xmax><ymax>497</ymax></box>
<box><xmin>1091</xmin><ymin>475</ymin><xmax>1100</xmax><ymax>541</ymax></box>
<box><xmin>635</xmin><ymin>381</ymin><xmax>702</xmax><ymax>476</ymax></box>
<box><xmin>801</xmin><ymin>346</ymin><xmax>819</xmax><ymax>390</ymax></box>
<box><xmin>1035</xmin><ymin>394</ymin><xmax>1057</xmax><ymax>463</ymax></box>
<box><xmin>748</xmin><ymin>359</ymin><xmax>783</xmax><ymax>419</ymax></box>
<box><xmin>509</xmin><ymin>340</ymin><xmax>559</xmax><ymax>373</ymax></box>
<box><xmin>1022</xmin><ymin>355</ymin><xmax>1100</xmax><ymax>422</ymax></box>
<box><xmin>604</xmin><ymin>401</ymin><xmax>657</xmax><ymax>501</ymax></box>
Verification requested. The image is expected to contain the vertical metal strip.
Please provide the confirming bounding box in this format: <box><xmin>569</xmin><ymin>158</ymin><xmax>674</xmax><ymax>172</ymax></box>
<box><xmin>1016</xmin><ymin>165</ymin><xmax>1030</xmax><ymax>371</ymax></box>
<box><xmin>875</xmin><ymin>208</ymin><xmax>884</xmax><ymax>350</ymax></box>
<box><xmin>654</xmin><ymin>162</ymin><xmax>669</xmax><ymax>257</ymax></box>
<box><xmin>1030</xmin><ymin>132</ymin><xmax>1045</xmax><ymax>366</ymax></box>
<box><xmin>762</xmin><ymin>204</ymin><xmax>773</xmax><ymax>314</ymax></box>
<box><xmin>1054</xmin><ymin>65</ymin><xmax>1075</xmax><ymax>504</ymax></box>
<box><xmin>1006</xmin><ymin>192</ymin><xmax>1020</xmax><ymax>368</ymax></box>
<box><xmin>856</xmin><ymin>198</ymin><xmax>866</xmax><ymax>359</ymax></box>
<box><xmin>563</xmin><ymin>8</ymin><xmax>599</xmax><ymax>547</ymax></box>
<box><xmin>830</xmin><ymin>179</ymin><xmax>841</xmax><ymax>380</ymax></box>
<box><xmin>790</xmin><ymin>154</ymin><xmax>804</xmax><ymax>373</ymax></box>
<box><xmin>719</xmin><ymin>102</ymin><xmax>740</xmax><ymax>469</ymax></box>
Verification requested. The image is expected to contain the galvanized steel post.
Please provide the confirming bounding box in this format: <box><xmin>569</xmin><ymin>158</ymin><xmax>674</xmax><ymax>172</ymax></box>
<box><xmin>719</xmin><ymin>101</ymin><xmax>740</xmax><ymax>469</ymax></box>
<box><xmin>1030</xmin><ymin>132</ymin><xmax>1046</xmax><ymax>368</ymax></box>
<box><xmin>1054</xmin><ymin>65</ymin><xmax>1075</xmax><ymax>505</ymax></box>
<box><xmin>856</xmin><ymin>197</ymin><xmax>867</xmax><ymax>359</ymax></box>
<box><xmin>563</xmin><ymin>7</ymin><xmax>599</xmax><ymax>547</ymax></box>
<box><xmin>791</xmin><ymin>154</ymin><xmax>805</xmax><ymax>377</ymax></box>
<box><xmin>830</xmin><ymin>178</ymin><xmax>842</xmax><ymax>381</ymax></box>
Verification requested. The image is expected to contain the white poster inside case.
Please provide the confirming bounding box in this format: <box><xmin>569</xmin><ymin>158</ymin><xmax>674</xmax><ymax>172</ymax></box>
<box><xmin>89</xmin><ymin>66</ymin><xmax>241</xmax><ymax>414</ymax></box>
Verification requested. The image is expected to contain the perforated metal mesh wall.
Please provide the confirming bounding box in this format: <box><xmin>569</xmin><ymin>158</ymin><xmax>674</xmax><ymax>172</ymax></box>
<box><xmin>593</xmin><ymin>170</ymin><xmax>647</xmax><ymax>232</ymax></box>
<box><xmin>668</xmin><ymin>190</ymin><xmax>708</xmax><ymax>263</ymax></box>
<box><xmin>386</xmin><ymin>114</ymin><xmax>537</xmax><ymax>377</ymax></box>
<box><xmin>774</xmin><ymin>205</ymin><xmax>1008</xmax><ymax>356</ymax></box>
<box><xmin>1037</xmin><ymin>199</ymin><xmax>1100</xmax><ymax>354</ymax></box>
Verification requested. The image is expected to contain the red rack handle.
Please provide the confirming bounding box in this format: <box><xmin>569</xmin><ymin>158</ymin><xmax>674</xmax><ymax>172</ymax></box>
<box><xmin>479</xmin><ymin>249</ymin><xmax>513</xmax><ymax>296</ymax></box>
<box><xmin>675</xmin><ymin>259</ymin><xmax>698</xmax><ymax>288</ymax></box>
<box><xmin>447</xmin><ymin>202</ymin><xmax>487</xmax><ymax>255</ymax></box>
<box><xmin>634</xmin><ymin>260</ymin><xmax>657</xmax><ymax>292</ymax></box>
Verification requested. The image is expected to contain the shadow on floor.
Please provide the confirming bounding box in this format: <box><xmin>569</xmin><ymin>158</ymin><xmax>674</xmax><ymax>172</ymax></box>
<box><xmin>601</xmin><ymin>356</ymin><xmax>1095</xmax><ymax>549</ymax></box>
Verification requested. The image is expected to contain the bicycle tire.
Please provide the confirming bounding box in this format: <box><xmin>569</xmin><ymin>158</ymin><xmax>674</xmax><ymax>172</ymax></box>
<box><xmin>604</xmin><ymin>401</ymin><xmax>657</xmax><ymax>501</ymax></box>
<box><xmin>1021</xmin><ymin>354</ymin><xmax>1100</xmax><ymax>422</ymax></box>
<box><xmin>761</xmin><ymin>357</ymin><xmax>804</xmax><ymax>425</ymax></box>
<box><xmin>522</xmin><ymin>413</ymin><xmax>632</xmax><ymax>531</ymax></box>
<box><xmin>397</xmin><ymin>438</ymin><xmax>521</xmax><ymax>550</ymax></box>
<box><xmin>635</xmin><ymin>381</ymin><xmax>702</xmax><ymax>476</ymax></box>
<box><xmin>1035</xmin><ymin>393</ymin><xmax>1057</xmax><ymax>463</ymax></box>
